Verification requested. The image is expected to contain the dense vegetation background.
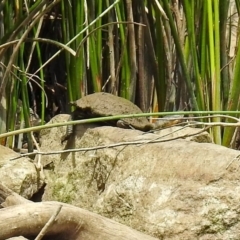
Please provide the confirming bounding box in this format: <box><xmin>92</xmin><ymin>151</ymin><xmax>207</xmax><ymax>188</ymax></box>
<box><xmin>0</xmin><ymin>0</ymin><xmax>239</xmax><ymax>148</ymax></box>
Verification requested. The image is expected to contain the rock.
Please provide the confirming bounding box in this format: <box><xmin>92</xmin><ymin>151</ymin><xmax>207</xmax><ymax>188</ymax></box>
<box><xmin>40</xmin><ymin>114</ymin><xmax>240</xmax><ymax>239</ymax></box>
<box><xmin>40</xmin><ymin>114</ymin><xmax>99</xmax><ymax>167</ymax></box>
<box><xmin>0</xmin><ymin>145</ymin><xmax>45</xmax><ymax>199</ymax></box>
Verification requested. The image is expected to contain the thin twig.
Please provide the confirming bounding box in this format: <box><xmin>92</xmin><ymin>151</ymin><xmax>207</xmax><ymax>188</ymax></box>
<box><xmin>31</xmin><ymin>132</ymin><xmax>42</xmax><ymax>170</ymax></box>
<box><xmin>35</xmin><ymin>205</ymin><xmax>63</xmax><ymax>240</ymax></box>
<box><xmin>11</xmin><ymin>125</ymin><xmax>211</xmax><ymax>160</ymax></box>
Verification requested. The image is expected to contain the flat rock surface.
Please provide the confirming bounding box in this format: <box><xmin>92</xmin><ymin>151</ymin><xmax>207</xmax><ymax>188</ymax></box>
<box><xmin>40</xmin><ymin>114</ymin><xmax>240</xmax><ymax>239</ymax></box>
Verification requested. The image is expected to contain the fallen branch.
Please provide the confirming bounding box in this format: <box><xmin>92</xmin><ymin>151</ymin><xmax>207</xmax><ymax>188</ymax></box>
<box><xmin>0</xmin><ymin>183</ymin><xmax>157</xmax><ymax>240</ymax></box>
<box><xmin>0</xmin><ymin>201</ymin><xmax>158</xmax><ymax>240</ymax></box>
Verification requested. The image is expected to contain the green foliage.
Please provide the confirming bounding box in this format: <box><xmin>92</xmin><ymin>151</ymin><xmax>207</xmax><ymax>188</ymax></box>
<box><xmin>1</xmin><ymin>0</ymin><xmax>240</xmax><ymax>148</ymax></box>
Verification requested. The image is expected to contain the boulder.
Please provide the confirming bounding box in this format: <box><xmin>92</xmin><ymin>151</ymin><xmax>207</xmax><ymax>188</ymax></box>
<box><xmin>0</xmin><ymin>145</ymin><xmax>45</xmax><ymax>199</ymax></box>
<box><xmin>40</xmin><ymin>114</ymin><xmax>240</xmax><ymax>239</ymax></box>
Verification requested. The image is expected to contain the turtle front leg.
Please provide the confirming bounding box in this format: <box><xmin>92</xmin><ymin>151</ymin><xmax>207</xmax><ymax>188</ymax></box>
<box><xmin>61</xmin><ymin>114</ymin><xmax>74</xmax><ymax>144</ymax></box>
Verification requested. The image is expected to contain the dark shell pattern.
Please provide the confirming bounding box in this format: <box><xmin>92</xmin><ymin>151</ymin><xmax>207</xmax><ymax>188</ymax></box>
<box><xmin>71</xmin><ymin>92</ymin><xmax>153</xmax><ymax>131</ymax></box>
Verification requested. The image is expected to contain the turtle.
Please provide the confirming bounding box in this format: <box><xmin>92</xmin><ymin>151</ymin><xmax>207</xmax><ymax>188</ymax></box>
<box><xmin>61</xmin><ymin>92</ymin><xmax>154</xmax><ymax>143</ymax></box>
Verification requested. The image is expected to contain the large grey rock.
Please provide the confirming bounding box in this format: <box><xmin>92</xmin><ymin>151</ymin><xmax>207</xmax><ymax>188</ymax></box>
<box><xmin>155</xmin><ymin>125</ymin><xmax>213</xmax><ymax>143</ymax></box>
<box><xmin>40</xmin><ymin>114</ymin><xmax>240</xmax><ymax>239</ymax></box>
<box><xmin>0</xmin><ymin>145</ymin><xmax>45</xmax><ymax>199</ymax></box>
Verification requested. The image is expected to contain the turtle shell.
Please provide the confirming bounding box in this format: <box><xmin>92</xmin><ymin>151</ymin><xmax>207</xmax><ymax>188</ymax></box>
<box><xmin>70</xmin><ymin>92</ymin><xmax>153</xmax><ymax>131</ymax></box>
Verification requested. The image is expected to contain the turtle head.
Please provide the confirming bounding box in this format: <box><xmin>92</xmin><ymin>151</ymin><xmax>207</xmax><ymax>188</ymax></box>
<box><xmin>69</xmin><ymin>101</ymin><xmax>77</xmax><ymax>107</ymax></box>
